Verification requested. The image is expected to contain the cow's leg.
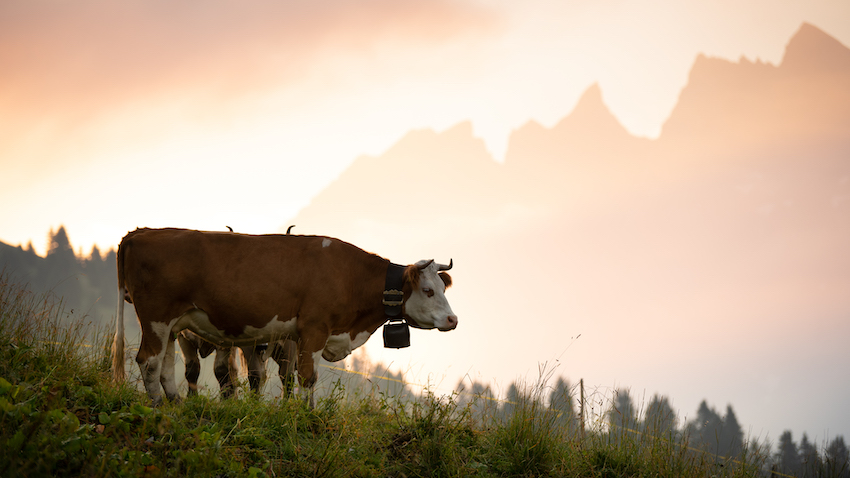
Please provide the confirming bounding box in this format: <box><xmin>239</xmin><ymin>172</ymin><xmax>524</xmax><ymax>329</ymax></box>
<box><xmin>178</xmin><ymin>333</ymin><xmax>202</xmax><ymax>396</ymax></box>
<box><xmin>295</xmin><ymin>335</ymin><xmax>326</xmax><ymax>408</ymax></box>
<box><xmin>214</xmin><ymin>347</ymin><xmax>236</xmax><ymax>399</ymax></box>
<box><xmin>227</xmin><ymin>347</ymin><xmax>242</xmax><ymax>394</ymax></box>
<box><xmin>159</xmin><ymin>334</ymin><xmax>180</xmax><ymax>402</ymax></box>
<box><xmin>271</xmin><ymin>340</ymin><xmax>298</xmax><ymax>399</ymax></box>
<box><xmin>138</xmin><ymin>352</ymin><xmax>165</xmax><ymax>406</ymax></box>
<box><xmin>241</xmin><ymin>345</ymin><xmax>267</xmax><ymax>394</ymax></box>
<box><xmin>136</xmin><ymin>323</ymin><xmax>173</xmax><ymax>406</ymax></box>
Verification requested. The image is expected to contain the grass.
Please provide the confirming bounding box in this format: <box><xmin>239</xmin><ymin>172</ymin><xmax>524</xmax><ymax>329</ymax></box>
<box><xmin>0</xmin><ymin>273</ymin><xmax>771</xmax><ymax>477</ymax></box>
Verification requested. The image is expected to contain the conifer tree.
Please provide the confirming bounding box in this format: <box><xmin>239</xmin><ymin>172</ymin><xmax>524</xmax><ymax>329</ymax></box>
<box><xmin>607</xmin><ymin>389</ymin><xmax>638</xmax><ymax>444</ymax></box>
<box><xmin>799</xmin><ymin>433</ymin><xmax>821</xmax><ymax>477</ymax></box>
<box><xmin>643</xmin><ymin>394</ymin><xmax>677</xmax><ymax>437</ymax></box>
<box><xmin>825</xmin><ymin>436</ymin><xmax>849</xmax><ymax>478</ymax></box>
<box><xmin>776</xmin><ymin>430</ymin><xmax>802</xmax><ymax>476</ymax></box>
<box><xmin>719</xmin><ymin>405</ymin><xmax>744</xmax><ymax>458</ymax></box>
<box><xmin>548</xmin><ymin>377</ymin><xmax>576</xmax><ymax>433</ymax></box>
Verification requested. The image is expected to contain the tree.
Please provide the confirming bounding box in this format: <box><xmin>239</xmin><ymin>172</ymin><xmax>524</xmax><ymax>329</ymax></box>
<box><xmin>686</xmin><ymin>400</ymin><xmax>723</xmax><ymax>453</ymax></box>
<box><xmin>609</xmin><ymin>389</ymin><xmax>637</xmax><ymax>428</ymax></box>
<box><xmin>719</xmin><ymin>405</ymin><xmax>744</xmax><ymax>458</ymax></box>
<box><xmin>84</xmin><ymin>245</ymin><xmax>103</xmax><ymax>268</ymax></box>
<box><xmin>47</xmin><ymin>226</ymin><xmax>73</xmax><ymax>257</ymax></box>
<box><xmin>500</xmin><ymin>382</ymin><xmax>522</xmax><ymax>422</ymax></box>
<box><xmin>455</xmin><ymin>378</ymin><xmax>497</xmax><ymax>423</ymax></box>
<box><xmin>548</xmin><ymin>377</ymin><xmax>576</xmax><ymax>433</ymax></box>
<box><xmin>776</xmin><ymin>430</ymin><xmax>801</xmax><ymax>476</ymax></box>
<box><xmin>799</xmin><ymin>433</ymin><xmax>821</xmax><ymax>477</ymax></box>
<box><xmin>643</xmin><ymin>394</ymin><xmax>677</xmax><ymax>437</ymax></box>
<box><xmin>682</xmin><ymin>399</ymin><xmax>750</xmax><ymax>459</ymax></box>
<box><xmin>44</xmin><ymin>226</ymin><xmax>80</xmax><ymax>297</ymax></box>
<box><xmin>825</xmin><ymin>436</ymin><xmax>849</xmax><ymax>478</ymax></box>
<box><xmin>607</xmin><ymin>388</ymin><xmax>638</xmax><ymax>444</ymax></box>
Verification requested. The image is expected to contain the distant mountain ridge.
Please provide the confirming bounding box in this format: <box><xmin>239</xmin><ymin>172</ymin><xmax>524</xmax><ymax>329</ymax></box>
<box><xmin>662</xmin><ymin>22</ymin><xmax>850</xmax><ymax>150</ymax></box>
<box><xmin>286</xmin><ymin>22</ymin><xmax>850</xmax><ymax>241</ymax></box>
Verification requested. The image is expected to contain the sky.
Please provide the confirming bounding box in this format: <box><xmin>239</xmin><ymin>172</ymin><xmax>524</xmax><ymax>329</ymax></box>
<box><xmin>2</xmin><ymin>0</ymin><xmax>849</xmax><ymax>449</ymax></box>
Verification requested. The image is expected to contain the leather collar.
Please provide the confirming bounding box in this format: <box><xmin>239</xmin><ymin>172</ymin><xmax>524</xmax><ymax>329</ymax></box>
<box><xmin>383</xmin><ymin>262</ymin><xmax>406</xmax><ymax>318</ymax></box>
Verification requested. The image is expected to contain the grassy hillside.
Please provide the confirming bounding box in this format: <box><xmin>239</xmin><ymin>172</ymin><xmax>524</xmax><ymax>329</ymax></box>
<box><xmin>0</xmin><ymin>274</ymin><xmax>770</xmax><ymax>477</ymax></box>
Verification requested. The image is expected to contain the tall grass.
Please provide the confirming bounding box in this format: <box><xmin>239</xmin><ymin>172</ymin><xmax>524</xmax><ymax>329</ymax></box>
<box><xmin>1</xmin><ymin>274</ymin><xmax>774</xmax><ymax>477</ymax></box>
<box><xmin>0</xmin><ymin>271</ymin><xmax>118</xmax><ymax>389</ymax></box>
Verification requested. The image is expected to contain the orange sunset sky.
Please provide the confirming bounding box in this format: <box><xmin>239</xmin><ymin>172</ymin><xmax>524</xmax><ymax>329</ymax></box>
<box><xmin>2</xmin><ymin>0</ymin><xmax>850</xmax><ymax>446</ymax></box>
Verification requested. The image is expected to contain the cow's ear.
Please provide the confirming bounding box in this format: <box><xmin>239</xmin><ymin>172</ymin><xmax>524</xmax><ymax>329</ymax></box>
<box><xmin>403</xmin><ymin>265</ymin><xmax>421</xmax><ymax>289</ymax></box>
<box><xmin>439</xmin><ymin>272</ymin><xmax>452</xmax><ymax>289</ymax></box>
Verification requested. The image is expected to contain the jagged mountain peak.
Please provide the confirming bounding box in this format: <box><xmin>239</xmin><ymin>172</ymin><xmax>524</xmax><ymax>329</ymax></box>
<box><xmin>552</xmin><ymin>83</ymin><xmax>628</xmax><ymax>136</ymax></box>
<box><xmin>660</xmin><ymin>22</ymin><xmax>850</xmax><ymax>146</ymax></box>
<box><xmin>782</xmin><ymin>22</ymin><xmax>850</xmax><ymax>74</ymax></box>
<box><xmin>504</xmin><ymin>83</ymin><xmax>639</xmax><ymax>169</ymax></box>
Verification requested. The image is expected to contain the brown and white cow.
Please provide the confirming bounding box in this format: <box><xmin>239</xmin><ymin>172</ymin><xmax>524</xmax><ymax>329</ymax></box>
<box><xmin>111</xmin><ymin>227</ymin><xmax>457</xmax><ymax>405</ymax></box>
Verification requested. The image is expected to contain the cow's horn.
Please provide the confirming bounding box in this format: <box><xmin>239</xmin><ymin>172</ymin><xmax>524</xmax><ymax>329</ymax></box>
<box><xmin>416</xmin><ymin>259</ymin><xmax>434</xmax><ymax>270</ymax></box>
<box><xmin>438</xmin><ymin>259</ymin><xmax>453</xmax><ymax>271</ymax></box>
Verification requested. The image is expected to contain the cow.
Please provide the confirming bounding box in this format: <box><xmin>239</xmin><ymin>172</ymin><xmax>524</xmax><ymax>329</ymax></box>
<box><xmin>111</xmin><ymin>228</ymin><xmax>457</xmax><ymax>406</ymax></box>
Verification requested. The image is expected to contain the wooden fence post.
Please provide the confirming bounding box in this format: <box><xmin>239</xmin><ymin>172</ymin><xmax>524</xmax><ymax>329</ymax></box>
<box><xmin>580</xmin><ymin>378</ymin><xmax>585</xmax><ymax>439</ymax></box>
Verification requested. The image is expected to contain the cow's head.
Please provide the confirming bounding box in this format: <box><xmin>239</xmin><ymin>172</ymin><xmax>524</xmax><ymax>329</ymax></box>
<box><xmin>403</xmin><ymin>259</ymin><xmax>457</xmax><ymax>331</ymax></box>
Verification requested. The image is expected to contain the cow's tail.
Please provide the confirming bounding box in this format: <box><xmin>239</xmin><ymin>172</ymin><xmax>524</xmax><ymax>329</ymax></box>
<box><xmin>112</xmin><ymin>239</ymin><xmax>126</xmax><ymax>383</ymax></box>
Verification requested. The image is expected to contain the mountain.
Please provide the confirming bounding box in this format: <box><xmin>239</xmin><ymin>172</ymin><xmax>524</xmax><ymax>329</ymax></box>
<box><xmin>503</xmin><ymin>83</ymin><xmax>653</xmax><ymax>205</ymax></box>
<box><xmin>783</xmin><ymin>22</ymin><xmax>850</xmax><ymax>77</ymax></box>
<box><xmin>504</xmin><ymin>83</ymin><xmax>644</xmax><ymax>169</ymax></box>
<box><xmin>287</xmin><ymin>121</ymin><xmax>506</xmax><ymax>251</ymax></box>
<box><xmin>660</xmin><ymin>22</ymin><xmax>850</xmax><ymax>155</ymax></box>
<box><xmin>289</xmin><ymin>23</ymin><xmax>850</xmax><ymax>235</ymax></box>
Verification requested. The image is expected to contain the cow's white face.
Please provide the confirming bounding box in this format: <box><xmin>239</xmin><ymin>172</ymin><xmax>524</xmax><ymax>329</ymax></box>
<box><xmin>404</xmin><ymin>260</ymin><xmax>458</xmax><ymax>331</ymax></box>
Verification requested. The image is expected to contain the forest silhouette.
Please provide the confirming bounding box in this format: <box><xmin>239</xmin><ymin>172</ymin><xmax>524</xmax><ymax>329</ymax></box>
<box><xmin>0</xmin><ymin>226</ymin><xmax>117</xmax><ymax>330</ymax></box>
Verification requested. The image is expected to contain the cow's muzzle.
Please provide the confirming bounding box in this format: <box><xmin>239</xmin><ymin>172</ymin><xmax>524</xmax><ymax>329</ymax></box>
<box><xmin>439</xmin><ymin>315</ymin><xmax>458</xmax><ymax>331</ymax></box>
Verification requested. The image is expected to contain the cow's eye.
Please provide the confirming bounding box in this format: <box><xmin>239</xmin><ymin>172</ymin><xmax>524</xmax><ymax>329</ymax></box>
<box><xmin>423</xmin><ymin>288</ymin><xmax>434</xmax><ymax>298</ymax></box>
